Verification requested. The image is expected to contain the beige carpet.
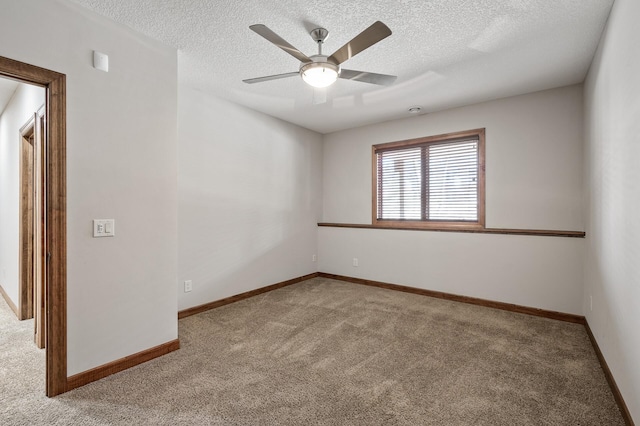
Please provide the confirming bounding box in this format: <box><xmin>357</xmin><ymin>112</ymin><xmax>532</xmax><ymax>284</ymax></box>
<box><xmin>1</xmin><ymin>277</ymin><xmax>624</xmax><ymax>425</ymax></box>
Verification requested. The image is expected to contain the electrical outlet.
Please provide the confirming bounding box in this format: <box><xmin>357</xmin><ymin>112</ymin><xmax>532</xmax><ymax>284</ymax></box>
<box><xmin>590</xmin><ymin>295</ymin><xmax>593</xmax><ymax>311</ymax></box>
<box><xmin>353</xmin><ymin>258</ymin><xmax>359</xmax><ymax>267</ymax></box>
<box><xmin>184</xmin><ymin>280</ymin><xmax>192</xmax><ymax>293</ymax></box>
<box><xmin>312</xmin><ymin>254</ymin><xmax>317</xmax><ymax>262</ymax></box>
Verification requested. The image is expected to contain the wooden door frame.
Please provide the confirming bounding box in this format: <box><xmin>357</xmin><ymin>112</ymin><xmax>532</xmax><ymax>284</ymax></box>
<box><xmin>0</xmin><ymin>56</ymin><xmax>67</xmax><ymax>397</ymax></box>
<box><xmin>19</xmin><ymin>109</ymin><xmax>47</xmax><ymax>348</ymax></box>
<box><xmin>18</xmin><ymin>118</ymin><xmax>37</xmax><ymax>321</ymax></box>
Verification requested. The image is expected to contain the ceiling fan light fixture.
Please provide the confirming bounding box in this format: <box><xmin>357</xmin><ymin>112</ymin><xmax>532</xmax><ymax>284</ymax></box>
<box><xmin>300</xmin><ymin>62</ymin><xmax>339</xmax><ymax>88</ymax></box>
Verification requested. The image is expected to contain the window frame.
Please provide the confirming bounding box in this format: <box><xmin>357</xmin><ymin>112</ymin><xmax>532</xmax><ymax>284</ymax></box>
<box><xmin>371</xmin><ymin>128</ymin><xmax>486</xmax><ymax>230</ymax></box>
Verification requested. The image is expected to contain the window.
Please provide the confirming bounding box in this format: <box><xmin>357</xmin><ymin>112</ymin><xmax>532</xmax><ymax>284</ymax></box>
<box><xmin>372</xmin><ymin>128</ymin><xmax>485</xmax><ymax>229</ymax></box>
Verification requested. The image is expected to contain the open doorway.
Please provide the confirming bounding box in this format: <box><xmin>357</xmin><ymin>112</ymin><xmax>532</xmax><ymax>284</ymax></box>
<box><xmin>0</xmin><ymin>56</ymin><xmax>67</xmax><ymax>397</ymax></box>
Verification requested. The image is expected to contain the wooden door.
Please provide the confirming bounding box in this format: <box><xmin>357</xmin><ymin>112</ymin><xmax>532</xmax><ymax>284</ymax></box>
<box><xmin>19</xmin><ymin>131</ymin><xmax>35</xmax><ymax>320</ymax></box>
<box><xmin>33</xmin><ymin>112</ymin><xmax>46</xmax><ymax>349</ymax></box>
<box><xmin>18</xmin><ymin>110</ymin><xmax>46</xmax><ymax>348</ymax></box>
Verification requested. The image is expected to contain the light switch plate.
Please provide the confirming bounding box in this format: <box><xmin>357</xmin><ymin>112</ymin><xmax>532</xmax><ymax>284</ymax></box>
<box><xmin>93</xmin><ymin>219</ymin><xmax>115</xmax><ymax>237</ymax></box>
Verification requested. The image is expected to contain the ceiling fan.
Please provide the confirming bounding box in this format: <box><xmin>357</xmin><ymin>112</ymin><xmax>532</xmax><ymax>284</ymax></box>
<box><xmin>243</xmin><ymin>21</ymin><xmax>397</xmax><ymax>88</ymax></box>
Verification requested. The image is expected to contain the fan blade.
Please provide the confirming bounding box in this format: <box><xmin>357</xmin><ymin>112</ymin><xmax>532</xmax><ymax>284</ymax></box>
<box><xmin>243</xmin><ymin>72</ymin><xmax>299</xmax><ymax>84</ymax></box>
<box><xmin>340</xmin><ymin>69</ymin><xmax>397</xmax><ymax>86</ymax></box>
<box><xmin>327</xmin><ymin>21</ymin><xmax>392</xmax><ymax>66</ymax></box>
<box><xmin>250</xmin><ymin>24</ymin><xmax>312</xmax><ymax>63</ymax></box>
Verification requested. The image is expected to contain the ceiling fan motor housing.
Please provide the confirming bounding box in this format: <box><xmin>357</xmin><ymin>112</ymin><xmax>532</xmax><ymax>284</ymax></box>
<box><xmin>310</xmin><ymin>28</ymin><xmax>329</xmax><ymax>44</ymax></box>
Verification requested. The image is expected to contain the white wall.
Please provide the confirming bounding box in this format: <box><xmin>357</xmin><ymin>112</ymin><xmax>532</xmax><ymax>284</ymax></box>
<box><xmin>320</xmin><ymin>85</ymin><xmax>585</xmax><ymax>314</ymax></box>
<box><xmin>0</xmin><ymin>83</ymin><xmax>45</xmax><ymax>307</ymax></box>
<box><xmin>584</xmin><ymin>0</ymin><xmax>640</xmax><ymax>420</ymax></box>
<box><xmin>0</xmin><ymin>0</ymin><xmax>178</xmax><ymax>376</ymax></box>
<box><xmin>177</xmin><ymin>86</ymin><xmax>322</xmax><ymax>311</ymax></box>
<box><xmin>318</xmin><ymin>227</ymin><xmax>584</xmax><ymax>314</ymax></box>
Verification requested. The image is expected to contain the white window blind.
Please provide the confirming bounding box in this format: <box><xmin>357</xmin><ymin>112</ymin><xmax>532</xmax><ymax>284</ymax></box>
<box><xmin>377</xmin><ymin>138</ymin><xmax>479</xmax><ymax>222</ymax></box>
<box><xmin>378</xmin><ymin>147</ymin><xmax>422</xmax><ymax>220</ymax></box>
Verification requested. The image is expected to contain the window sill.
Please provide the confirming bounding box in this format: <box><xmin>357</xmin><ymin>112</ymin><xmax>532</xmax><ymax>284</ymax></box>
<box><xmin>373</xmin><ymin>219</ymin><xmax>484</xmax><ymax>231</ymax></box>
<box><xmin>317</xmin><ymin>222</ymin><xmax>585</xmax><ymax>238</ymax></box>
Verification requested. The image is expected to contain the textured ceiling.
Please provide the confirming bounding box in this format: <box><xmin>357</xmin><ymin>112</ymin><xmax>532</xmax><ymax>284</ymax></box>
<box><xmin>68</xmin><ymin>0</ymin><xmax>614</xmax><ymax>134</ymax></box>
